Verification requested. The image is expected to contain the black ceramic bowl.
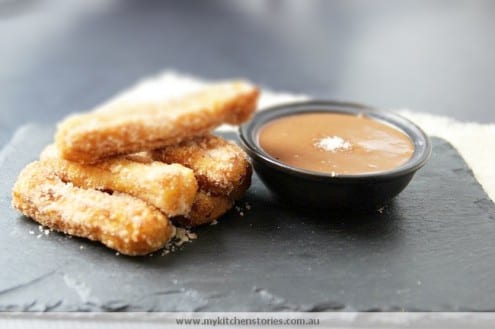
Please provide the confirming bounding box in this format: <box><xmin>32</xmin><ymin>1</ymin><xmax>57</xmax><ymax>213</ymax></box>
<box><xmin>239</xmin><ymin>101</ymin><xmax>431</xmax><ymax>209</ymax></box>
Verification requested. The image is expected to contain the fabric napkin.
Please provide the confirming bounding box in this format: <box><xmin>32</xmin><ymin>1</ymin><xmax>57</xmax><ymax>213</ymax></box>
<box><xmin>103</xmin><ymin>71</ymin><xmax>495</xmax><ymax>202</ymax></box>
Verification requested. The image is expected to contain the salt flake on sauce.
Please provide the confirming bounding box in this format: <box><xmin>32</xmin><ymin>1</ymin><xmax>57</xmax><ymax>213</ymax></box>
<box><xmin>314</xmin><ymin>136</ymin><xmax>351</xmax><ymax>152</ymax></box>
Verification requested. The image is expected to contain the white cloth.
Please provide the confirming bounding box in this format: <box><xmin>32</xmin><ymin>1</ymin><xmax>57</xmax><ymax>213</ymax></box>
<box><xmin>105</xmin><ymin>71</ymin><xmax>495</xmax><ymax>202</ymax></box>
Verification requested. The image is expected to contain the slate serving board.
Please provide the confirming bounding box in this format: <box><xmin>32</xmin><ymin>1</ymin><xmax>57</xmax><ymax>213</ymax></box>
<box><xmin>1</xmin><ymin>124</ymin><xmax>495</xmax><ymax>312</ymax></box>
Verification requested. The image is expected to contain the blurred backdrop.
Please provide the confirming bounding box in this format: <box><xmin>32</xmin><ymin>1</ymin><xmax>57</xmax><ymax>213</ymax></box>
<box><xmin>1</xmin><ymin>0</ymin><xmax>494</xmax><ymax>146</ymax></box>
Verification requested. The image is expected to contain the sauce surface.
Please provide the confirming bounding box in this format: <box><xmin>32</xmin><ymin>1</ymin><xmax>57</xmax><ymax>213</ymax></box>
<box><xmin>258</xmin><ymin>113</ymin><xmax>414</xmax><ymax>175</ymax></box>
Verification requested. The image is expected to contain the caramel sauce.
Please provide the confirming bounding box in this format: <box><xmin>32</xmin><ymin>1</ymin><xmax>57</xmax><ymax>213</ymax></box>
<box><xmin>258</xmin><ymin>113</ymin><xmax>414</xmax><ymax>175</ymax></box>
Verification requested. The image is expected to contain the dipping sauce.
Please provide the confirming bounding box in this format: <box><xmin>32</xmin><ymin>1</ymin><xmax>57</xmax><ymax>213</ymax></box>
<box><xmin>258</xmin><ymin>113</ymin><xmax>414</xmax><ymax>175</ymax></box>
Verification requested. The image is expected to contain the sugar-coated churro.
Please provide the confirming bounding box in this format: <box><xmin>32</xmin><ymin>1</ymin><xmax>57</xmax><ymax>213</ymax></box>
<box><xmin>151</xmin><ymin>134</ymin><xmax>252</xmax><ymax>197</ymax></box>
<box><xmin>149</xmin><ymin>134</ymin><xmax>252</xmax><ymax>226</ymax></box>
<box><xmin>12</xmin><ymin>161</ymin><xmax>175</xmax><ymax>256</ymax></box>
<box><xmin>40</xmin><ymin>144</ymin><xmax>198</xmax><ymax>217</ymax></box>
<box><xmin>55</xmin><ymin>81</ymin><xmax>259</xmax><ymax>163</ymax></box>
<box><xmin>13</xmin><ymin>78</ymin><xmax>260</xmax><ymax>255</ymax></box>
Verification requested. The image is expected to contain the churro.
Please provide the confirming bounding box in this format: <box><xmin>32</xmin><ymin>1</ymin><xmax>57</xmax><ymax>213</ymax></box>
<box><xmin>40</xmin><ymin>144</ymin><xmax>198</xmax><ymax>217</ymax></box>
<box><xmin>151</xmin><ymin>134</ymin><xmax>252</xmax><ymax>197</ymax></box>
<box><xmin>150</xmin><ymin>134</ymin><xmax>253</xmax><ymax>226</ymax></box>
<box><xmin>13</xmin><ymin>78</ymin><xmax>260</xmax><ymax>254</ymax></box>
<box><xmin>55</xmin><ymin>81</ymin><xmax>259</xmax><ymax>163</ymax></box>
<box><xmin>12</xmin><ymin>161</ymin><xmax>174</xmax><ymax>256</ymax></box>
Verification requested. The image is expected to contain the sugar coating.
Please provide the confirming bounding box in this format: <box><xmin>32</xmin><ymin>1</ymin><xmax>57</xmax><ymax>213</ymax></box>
<box><xmin>12</xmin><ymin>161</ymin><xmax>174</xmax><ymax>256</ymax></box>
<box><xmin>151</xmin><ymin>134</ymin><xmax>252</xmax><ymax>198</ymax></box>
<box><xmin>55</xmin><ymin>81</ymin><xmax>259</xmax><ymax>164</ymax></box>
<box><xmin>40</xmin><ymin>144</ymin><xmax>198</xmax><ymax>217</ymax></box>
<box><xmin>13</xmin><ymin>81</ymin><xmax>258</xmax><ymax>253</ymax></box>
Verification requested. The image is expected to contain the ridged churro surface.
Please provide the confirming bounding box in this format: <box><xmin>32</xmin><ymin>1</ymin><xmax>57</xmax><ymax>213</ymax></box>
<box><xmin>41</xmin><ymin>145</ymin><xmax>198</xmax><ymax>216</ymax></box>
<box><xmin>152</xmin><ymin>134</ymin><xmax>252</xmax><ymax>197</ymax></box>
<box><xmin>12</xmin><ymin>161</ymin><xmax>174</xmax><ymax>256</ymax></box>
<box><xmin>151</xmin><ymin>135</ymin><xmax>253</xmax><ymax>227</ymax></box>
<box><xmin>55</xmin><ymin>81</ymin><xmax>259</xmax><ymax>163</ymax></box>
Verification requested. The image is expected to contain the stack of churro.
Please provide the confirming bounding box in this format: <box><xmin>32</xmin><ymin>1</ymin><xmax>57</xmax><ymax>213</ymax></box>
<box><xmin>12</xmin><ymin>81</ymin><xmax>259</xmax><ymax>256</ymax></box>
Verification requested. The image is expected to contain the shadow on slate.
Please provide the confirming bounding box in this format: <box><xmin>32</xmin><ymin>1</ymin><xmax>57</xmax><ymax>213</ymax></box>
<box><xmin>1</xmin><ymin>124</ymin><xmax>495</xmax><ymax>312</ymax></box>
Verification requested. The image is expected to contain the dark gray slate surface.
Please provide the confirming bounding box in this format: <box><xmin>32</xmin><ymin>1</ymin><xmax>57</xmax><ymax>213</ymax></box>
<box><xmin>0</xmin><ymin>124</ymin><xmax>495</xmax><ymax>312</ymax></box>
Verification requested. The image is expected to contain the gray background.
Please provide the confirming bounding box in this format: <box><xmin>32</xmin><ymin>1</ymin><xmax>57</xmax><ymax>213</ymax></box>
<box><xmin>1</xmin><ymin>0</ymin><xmax>495</xmax><ymax>147</ymax></box>
<box><xmin>2</xmin><ymin>0</ymin><xmax>495</xmax><ymax>313</ymax></box>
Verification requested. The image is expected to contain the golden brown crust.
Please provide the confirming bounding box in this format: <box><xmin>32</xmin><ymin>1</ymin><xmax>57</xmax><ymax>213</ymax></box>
<box><xmin>151</xmin><ymin>134</ymin><xmax>252</xmax><ymax>197</ymax></box>
<box><xmin>172</xmin><ymin>191</ymin><xmax>233</xmax><ymax>227</ymax></box>
<box><xmin>12</xmin><ymin>161</ymin><xmax>174</xmax><ymax>256</ymax></box>
<box><xmin>40</xmin><ymin>144</ymin><xmax>198</xmax><ymax>217</ymax></box>
<box><xmin>55</xmin><ymin>81</ymin><xmax>259</xmax><ymax>164</ymax></box>
<box><xmin>152</xmin><ymin>135</ymin><xmax>253</xmax><ymax>227</ymax></box>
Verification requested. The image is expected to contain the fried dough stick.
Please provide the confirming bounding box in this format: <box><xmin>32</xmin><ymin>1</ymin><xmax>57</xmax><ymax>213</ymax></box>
<box><xmin>12</xmin><ymin>162</ymin><xmax>174</xmax><ymax>256</ymax></box>
<box><xmin>40</xmin><ymin>145</ymin><xmax>198</xmax><ymax>217</ymax></box>
<box><xmin>56</xmin><ymin>81</ymin><xmax>259</xmax><ymax>163</ymax></box>
<box><xmin>151</xmin><ymin>135</ymin><xmax>252</xmax><ymax>198</ymax></box>
<box><xmin>151</xmin><ymin>135</ymin><xmax>253</xmax><ymax>226</ymax></box>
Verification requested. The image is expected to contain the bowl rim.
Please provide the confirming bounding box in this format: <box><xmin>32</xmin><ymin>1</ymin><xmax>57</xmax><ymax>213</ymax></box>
<box><xmin>238</xmin><ymin>100</ymin><xmax>432</xmax><ymax>181</ymax></box>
